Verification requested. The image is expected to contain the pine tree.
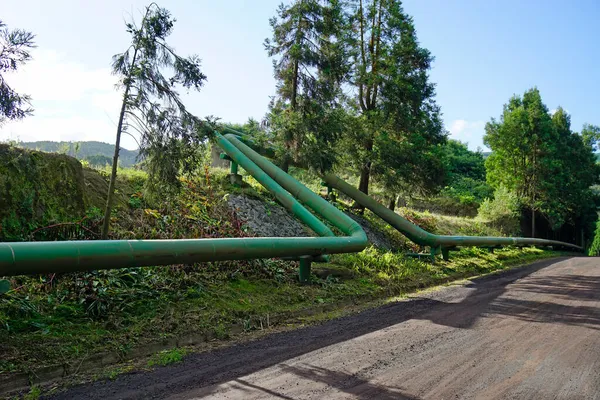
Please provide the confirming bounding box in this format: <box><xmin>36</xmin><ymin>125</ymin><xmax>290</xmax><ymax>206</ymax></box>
<box><xmin>342</xmin><ymin>0</ymin><xmax>446</xmax><ymax>204</ymax></box>
<box><xmin>265</xmin><ymin>0</ymin><xmax>348</xmax><ymax>172</ymax></box>
<box><xmin>101</xmin><ymin>3</ymin><xmax>207</xmax><ymax>239</ymax></box>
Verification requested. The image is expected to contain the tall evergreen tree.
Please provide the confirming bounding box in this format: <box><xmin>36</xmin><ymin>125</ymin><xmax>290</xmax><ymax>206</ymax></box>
<box><xmin>265</xmin><ymin>0</ymin><xmax>348</xmax><ymax>172</ymax></box>
<box><xmin>101</xmin><ymin>3</ymin><xmax>207</xmax><ymax>239</ymax></box>
<box><xmin>342</xmin><ymin>0</ymin><xmax>446</xmax><ymax>204</ymax></box>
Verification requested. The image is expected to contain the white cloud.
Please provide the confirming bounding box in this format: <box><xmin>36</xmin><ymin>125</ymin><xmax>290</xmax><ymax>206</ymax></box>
<box><xmin>447</xmin><ymin>119</ymin><xmax>487</xmax><ymax>151</ymax></box>
<box><xmin>6</xmin><ymin>49</ymin><xmax>116</xmax><ymax>102</ymax></box>
<box><xmin>0</xmin><ymin>49</ymin><xmax>137</xmax><ymax>149</ymax></box>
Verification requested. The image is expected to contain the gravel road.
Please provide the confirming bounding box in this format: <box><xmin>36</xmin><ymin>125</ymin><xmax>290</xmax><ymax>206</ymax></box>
<box><xmin>46</xmin><ymin>257</ymin><xmax>600</xmax><ymax>400</ymax></box>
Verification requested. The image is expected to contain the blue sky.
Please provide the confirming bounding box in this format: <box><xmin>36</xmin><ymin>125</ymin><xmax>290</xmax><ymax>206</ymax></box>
<box><xmin>1</xmin><ymin>0</ymin><xmax>598</xmax><ymax>151</ymax></box>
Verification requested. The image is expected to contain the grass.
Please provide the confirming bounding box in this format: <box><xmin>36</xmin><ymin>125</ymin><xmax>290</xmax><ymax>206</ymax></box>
<box><xmin>22</xmin><ymin>386</ymin><xmax>41</xmax><ymax>400</ymax></box>
<box><xmin>409</xmin><ymin>209</ymin><xmax>502</xmax><ymax>237</ymax></box>
<box><xmin>147</xmin><ymin>348</ymin><xmax>188</xmax><ymax>368</ymax></box>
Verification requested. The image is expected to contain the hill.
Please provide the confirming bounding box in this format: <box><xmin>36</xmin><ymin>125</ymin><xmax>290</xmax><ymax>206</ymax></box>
<box><xmin>17</xmin><ymin>141</ymin><xmax>139</xmax><ymax>167</ymax></box>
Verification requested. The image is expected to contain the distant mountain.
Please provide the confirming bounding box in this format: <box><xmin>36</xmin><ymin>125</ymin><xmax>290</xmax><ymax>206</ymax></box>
<box><xmin>17</xmin><ymin>141</ymin><xmax>139</xmax><ymax>167</ymax></box>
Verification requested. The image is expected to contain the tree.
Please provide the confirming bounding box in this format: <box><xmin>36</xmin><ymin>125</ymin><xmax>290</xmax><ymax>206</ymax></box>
<box><xmin>0</xmin><ymin>20</ymin><xmax>35</xmax><ymax>124</ymax></box>
<box><xmin>101</xmin><ymin>3</ymin><xmax>207</xmax><ymax>239</ymax></box>
<box><xmin>485</xmin><ymin>89</ymin><xmax>599</xmax><ymax>241</ymax></box>
<box><xmin>435</xmin><ymin>140</ymin><xmax>492</xmax><ymax>212</ymax></box>
<box><xmin>265</xmin><ymin>0</ymin><xmax>348</xmax><ymax>172</ymax></box>
<box><xmin>342</xmin><ymin>0</ymin><xmax>446</xmax><ymax>205</ymax></box>
<box><xmin>85</xmin><ymin>154</ymin><xmax>113</xmax><ymax>167</ymax></box>
<box><xmin>547</xmin><ymin>108</ymin><xmax>599</xmax><ymax>240</ymax></box>
<box><xmin>580</xmin><ymin>123</ymin><xmax>600</xmax><ymax>152</ymax></box>
<box><xmin>484</xmin><ymin>88</ymin><xmax>556</xmax><ymax>237</ymax></box>
<box><xmin>442</xmin><ymin>140</ymin><xmax>486</xmax><ymax>182</ymax></box>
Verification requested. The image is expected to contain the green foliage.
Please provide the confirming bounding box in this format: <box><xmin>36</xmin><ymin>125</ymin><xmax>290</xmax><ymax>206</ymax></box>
<box><xmin>0</xmin><ymin>144</ymin><xmax>87</xmax><ymax>241</ymax></box>
<box><xmin>440</xmin><ymin>177</ymin><xmax>492</xmax><ymax>207</ymax></box>
<box><xmin>223</xmin><ymin>118</ymin><xmax>264</xmax><ymax>138</ymax></box>
<box><xmin>443</xmin><ymin>140</ymin><xmax>487</xmax><ymax>182</ymax></box>
<box><xmin>484</xmin><ymin>88</ymin><xmax>599</xmax><ymax>238</ymax></box>
<box><xmin>417</xmin><ymin>140</ymin><xmax>494</xmax><ymax>216</ymax></box>
<box><xmin>0</xmin><ymin>19</ymin><xmax>35</xmax><ymax>124</ymax></box>
<box><xmin>478</xmin><ymin>186</ymin><xmax>521</xmax><ymax>236</ymax></box>
<box><xmin>580</xmin><ymin>123</ymin><xmax>600</xmax><ymax>152</ymax></box>
<box><xmin>341</xmin><ymin>0</ymin><xmax>446</xmax><ymax>198</ymax></box>
<box><xmin>397</xmin><ymin>208</ymin><xmax>438</xmax><ymax>234</ymax></box>
<box><xmin>23</xmin><ymin>385</ymin><xmax>42</xmax><ymax>400</ymax></box>
<box><xmin>484</xmin><ymin>88</ymin><xmax>555</xmax><ymax>203</ymax></box>
<box><xmin>265</xmin><ymin>0</ymin><xmax>348</xmax><ymax>172</ymax></box>
<box><xmin>147</xmin><ymin>348</ymin><xmax>187</xmax><ymax>367</ymax></box>
<box><xmin>587</xmin><ymin>218</ymin><xmax>600</xmax><ymax>256</ymax></box>
<box><xmin>85</xmin><ymin>154</ymin><xmax>113</xmax><ymax>167</ymax></box>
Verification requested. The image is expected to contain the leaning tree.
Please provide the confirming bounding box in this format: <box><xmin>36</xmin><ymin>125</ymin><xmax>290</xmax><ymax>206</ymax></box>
<box><xmin>101</xmin><ymin>3</ymin><xmax>207</xmax><ymax>238</ymax></box>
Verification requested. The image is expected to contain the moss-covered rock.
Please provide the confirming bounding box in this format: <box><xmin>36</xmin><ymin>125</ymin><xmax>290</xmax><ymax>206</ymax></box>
<box><xmin>0</xmin><ymin>144</ymin><xmax>86</xmax><ymax>240</ymax></box>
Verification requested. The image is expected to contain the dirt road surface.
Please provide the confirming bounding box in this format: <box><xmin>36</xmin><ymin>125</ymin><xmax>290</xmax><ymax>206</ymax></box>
<box><xmin>46</xmin><ymin>257</ymin><xmax>600</xmax><ymax>399</ymax></box>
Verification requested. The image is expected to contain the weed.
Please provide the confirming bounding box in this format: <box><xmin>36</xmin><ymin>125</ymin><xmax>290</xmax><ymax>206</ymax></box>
<box><xmin>147</xmin><ymin>348</ymin><xmax>187</xmax><ymax>368</ymax></box>
<box><xmin>22</xmin><ymin>386</ymin><xmax>41</xmax><ymax>400</ymax></box>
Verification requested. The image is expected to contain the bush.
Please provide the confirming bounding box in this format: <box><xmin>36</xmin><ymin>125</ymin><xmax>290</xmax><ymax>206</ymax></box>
<box><xmin>478</xmin><ymin>186</ymin><xmax>521</xmax><ymax>236</ymax></box>
<box><xmin>588</xmin><ymin>219</ymin><xmax>600</xmax><ymax>256</ymax></box>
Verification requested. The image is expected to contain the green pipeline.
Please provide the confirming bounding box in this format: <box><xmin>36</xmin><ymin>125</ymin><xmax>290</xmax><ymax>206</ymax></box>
<box><xmin>323</xmin><ymin>173</ymin><xmax>583</xmax><ymax>252</ymax></box>
<box><xmin>0</xmin><ymin>133</ymin><xmax>367</xmax><ymax>277</ymax></box>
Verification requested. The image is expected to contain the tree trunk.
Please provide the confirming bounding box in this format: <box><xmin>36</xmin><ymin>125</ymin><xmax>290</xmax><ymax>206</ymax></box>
<box><xmin>358</xmin><ymin>137</ymin><xmax>373</xmax><ymax>195</ymax></box>
<box><xmin>354</xmin><ymin>137</ymin><xmax>373</xmax><ymax>212</ymax></box>
<box><xmin>281</xmin><ymin>157</ymin><xmax>290</xmax><ymax>173</ymax></box>
<box><xmin>101</xmin><ymin>7</ymin><xmax>149</xmax><ymax>238</ymax></box>
<box><xmin>358</xmin><ymin>163</ymin><xmax>371</xmax><ymax>195</ymax></box>
<box><xmin>353</xmin><ymin>161</ymin><xmax>371</xmax><ymax>214</ymax></box>
<box><xmin>101</xmin><ymin>46</ymin><xmax>140</xmax><ymax>239</ymax></box>
<box><xmin>101</xmin><ymin>90</ymin><xmax>130</xmax><ymax>239</ymax></box>
<box><xmin>531</xmin><ymin>208</ymin><xmax>536</xmax><ymax>238</ymax></box>
<box><xmin>388</xmin><ymin>195</ymin><xmax>396</xmax><ymax>211</ymax></box>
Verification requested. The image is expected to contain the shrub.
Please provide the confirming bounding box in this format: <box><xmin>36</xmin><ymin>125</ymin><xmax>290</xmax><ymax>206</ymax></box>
<box><xmin>478</xmin><ymin>186</ymin><xmax>521</xmax><ymax>236</ymax></box>
<box><xmin>588</xmin><ymin>218</ymin><xmax>600</xmax><ymax>256</ymax></box>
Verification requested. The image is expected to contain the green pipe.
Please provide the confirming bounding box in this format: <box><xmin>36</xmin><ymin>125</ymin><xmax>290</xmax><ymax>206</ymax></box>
<box><xmin>214</xmin><ymin>133</ymin><xmax>581</xmax><ymax>253</ymax></box>
<box><xmin>0</xmin><ymin>237</ymin><xmax>360</xmax><ymax>276</ymax></box>
<box><xmin>0</xmin><ymin>134</ymin><xmax>367</xmax><ymax>277</ymax></box>
<box><xmin>323</xmin><ymin>173</ymin><xmax>583</xmax><ymax>252</ymax></box>
<box><xmin>219</xmin><ymin>132</ymin><xmax>582</xmax><ymax>253</ymax></box>
<box><xmin>230</xmin><ymin>161</ymin><xmax>238</xmax><ymax>175</ymax></box>
<box><xmin>222</xmin><ymin>127</ymin><xmax>277</xmax><ymax>159</ymax></box>
<box><xmin>223</xmin><ymin>134</ymin><xmax>364</xmax><ymax>240</ymax></box>
<box><xmin>214</xmin><ymin>132</ymin><xmax>333</xmax><ymax>239</ymax></box>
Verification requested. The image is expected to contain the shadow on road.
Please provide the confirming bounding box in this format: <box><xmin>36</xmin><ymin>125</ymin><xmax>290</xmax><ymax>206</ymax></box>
<box><xmin>47</xmin><ymin>256</ymin><xmax>596</xmax><ymax>400</ymax></box>
<box><xmin>417</xmin><ymin>259</ymin><xmax>600</xmax><ymax>330</ymax></box>
<box><xmin>279</xmin><ymin>364</ymin><xmax>418</xmax><ymax>399</ymax></box>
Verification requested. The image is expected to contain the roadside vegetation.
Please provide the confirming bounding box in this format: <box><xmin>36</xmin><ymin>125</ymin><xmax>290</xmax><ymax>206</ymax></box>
<box><xmin>0</xmin><ymin>164</ymin><xmax>566</xmax><ymax>378</ymax></box>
